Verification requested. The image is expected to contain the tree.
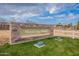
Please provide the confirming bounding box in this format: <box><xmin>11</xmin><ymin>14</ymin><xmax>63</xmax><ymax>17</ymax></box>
<box><xmin>76</xmin><ymin>21</ymin><xmax>79</xmax><ymax>30</ymax></box>
<box><xmin>56</xmin><ymin>22</ymin><xmax>62</xmax><ymax>26</ymax></box>
<box><xmin>68</xmin><ymin>23</ymin><xmax>72</xmax><ymax>27</ymax></box>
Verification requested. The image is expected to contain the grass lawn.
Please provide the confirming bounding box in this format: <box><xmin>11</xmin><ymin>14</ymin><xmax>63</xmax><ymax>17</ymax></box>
<box><xmin>0</xmin><ymin>36</ymin><xmax>79</xmax><ymax>56</ymax></box>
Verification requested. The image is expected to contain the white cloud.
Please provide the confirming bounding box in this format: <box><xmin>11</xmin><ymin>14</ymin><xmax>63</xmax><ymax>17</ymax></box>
<box><xmin>38</xmin><ymin>16</ymin><xmax>54</xmax><ymax>19</ymax></box>
<box><xmin>67</xmin><ymin>13</ymin><xmax>79</xmax><ymax>20</ymax></box>
<box><xmin>48</xmin><ymin>7</ymin><xmax>57</xmax><ymax>14</ymax></box>
<box><xmin>21</xmin><ymin>13</ymin><xmax>39</xmax><ymax>18</ymax></box>
<box><xmin>54</xmin><ymin>14</ymin><xmax>66</xmax><ymax>18</ymax></box>
<box><xmin>47</xmin><ymin>4</ymin><xmax>65</xmax><ymax>14</ymax></box>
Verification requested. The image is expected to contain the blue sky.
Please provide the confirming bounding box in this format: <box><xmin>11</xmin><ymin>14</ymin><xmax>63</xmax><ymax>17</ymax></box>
<box><xmin>0</xmin><ymin>3</ymin><xmax>79</xmax><ymax>25</ymax></box>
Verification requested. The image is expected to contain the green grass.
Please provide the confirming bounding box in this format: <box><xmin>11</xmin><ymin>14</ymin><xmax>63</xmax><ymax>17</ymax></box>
<box><xmin>0</xmin><ymin>36</ymin><xmax>79</xmax><ymax>56</ymax></box>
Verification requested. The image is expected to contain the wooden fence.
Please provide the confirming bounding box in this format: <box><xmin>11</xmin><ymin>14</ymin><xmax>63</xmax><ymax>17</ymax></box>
<box><xmin>0</xmin><ymin>30</ymin><xmax>10</xmax><ymax>45</ymax></box>
<box><xmin>1</xmin><ymin>22</ymin><xmax>79</xmax><ymax>45</ymax></box>
<box><xmin>54</xmin><ymin>29</ymin><xmax>79</xmax><ymax>38</ymax></box>
<box><xmin>10</xmin><ymin>22</ymin><xmax>53</xmax><ymax>44</ymax></box>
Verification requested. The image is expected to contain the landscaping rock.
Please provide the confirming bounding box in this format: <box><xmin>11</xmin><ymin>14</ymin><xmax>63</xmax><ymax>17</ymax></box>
<box><xmin>34</xmin><ymin>41</ymin><xmax>45</xmax><ymax>48</ymax></box>
<box><xmin>55</xmin><ymin>37</ymin><xmax>63</xmax><ymax>41</ymax></box>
